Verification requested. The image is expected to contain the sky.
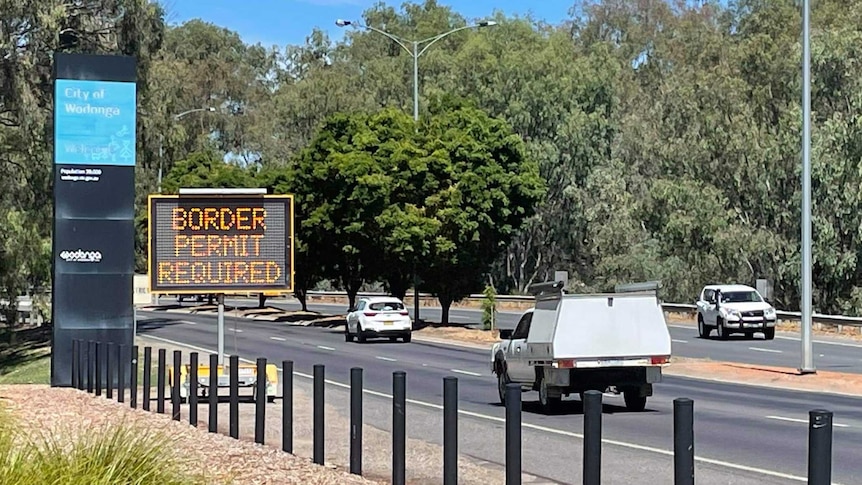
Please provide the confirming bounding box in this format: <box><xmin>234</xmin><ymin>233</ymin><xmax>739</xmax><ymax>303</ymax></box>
<box><xmin>160</xmin><ymin>0</ymin><xmax>577</xmax><ymax>48</ymax></box>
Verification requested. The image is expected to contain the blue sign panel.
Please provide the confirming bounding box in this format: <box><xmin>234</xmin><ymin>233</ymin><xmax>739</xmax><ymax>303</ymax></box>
<box><xmin>54</xmin><ymin>79</ymin><xmax>137</xmax><ymax>166</ymax></box>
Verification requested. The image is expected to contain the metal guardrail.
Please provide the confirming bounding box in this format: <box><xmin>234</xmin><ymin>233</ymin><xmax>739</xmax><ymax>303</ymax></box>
<box><xmin>302</xmin><ymin>290</ymin><xmax>862</xmax><ymax>328</ymax></box>
<box><xmin>12</xmin><ymin>289</ymin><xmax>862</xmax><ymax>328</ymax></box>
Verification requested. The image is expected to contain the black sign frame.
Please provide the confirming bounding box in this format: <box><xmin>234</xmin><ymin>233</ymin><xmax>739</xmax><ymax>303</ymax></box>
<box><xmin>147</xmin><ymin>194</ymin><xmax>295</xmax><ymax>294</ymax></box>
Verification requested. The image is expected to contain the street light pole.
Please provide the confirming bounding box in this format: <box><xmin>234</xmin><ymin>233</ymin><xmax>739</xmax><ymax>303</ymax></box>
<box><xmin>336</xmin><ymin>18</ymin><xmax>497</xmax><ymax>322</ymax></box>
<box><xmin>799</xmin><ymin>0</ymin><xmax>815</xmax><ymax>374</ymax></box>
<box><xmin>157</xmin><ymin>107</ymin><xmax>216</xmax><ymax>193</ymax></box>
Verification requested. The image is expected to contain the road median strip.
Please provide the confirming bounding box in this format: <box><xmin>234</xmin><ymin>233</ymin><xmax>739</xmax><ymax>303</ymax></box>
<box><xmin>138</xmin><ymin>304</ymin><xmax>862</xmax><ymax>399</ymax></box>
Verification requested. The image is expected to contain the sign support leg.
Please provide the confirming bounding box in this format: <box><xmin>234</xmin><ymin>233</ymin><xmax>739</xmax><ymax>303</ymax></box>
<box><xmin>218</xmin><ymin>294</ymin><xmax>225</xmax><ymax>366</ymax></box>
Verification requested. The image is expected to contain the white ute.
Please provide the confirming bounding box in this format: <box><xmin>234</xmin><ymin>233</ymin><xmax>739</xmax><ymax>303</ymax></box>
<box><xmin>695</xmin><ymin>284</ymin><xmax>777</xmax><ymax>340</ymax></box>
<box><xmin>491</xmin><ymin>281</ymin><xmax>672</xmax><ymax>413</ymax></box>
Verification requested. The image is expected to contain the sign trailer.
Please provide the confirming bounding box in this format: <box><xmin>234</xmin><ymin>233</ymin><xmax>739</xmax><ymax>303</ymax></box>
<box><xmin>148</xmin><ymin>189</ymin><xmax>293</xmax><ymax>372</ymax></box>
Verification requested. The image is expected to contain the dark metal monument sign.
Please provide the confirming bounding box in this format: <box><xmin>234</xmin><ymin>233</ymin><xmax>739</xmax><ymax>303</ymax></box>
<box><xmin>50</xmin><ymin>53</ymin><xmax>137</xmax><ymax>387</ymax></box>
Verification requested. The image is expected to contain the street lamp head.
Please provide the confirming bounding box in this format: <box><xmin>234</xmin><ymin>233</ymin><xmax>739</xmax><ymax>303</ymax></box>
<box><xmin>335</xmin><ymin>19</ymin><xmax>352</xmax><ymax>27</ymax></box>
<box><xmin>477</xmin><ymin>20</ymin><xmax>498</xmax><ymax>27</ymax></box>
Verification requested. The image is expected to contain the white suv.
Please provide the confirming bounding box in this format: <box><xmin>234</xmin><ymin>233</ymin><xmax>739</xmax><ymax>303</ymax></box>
<box><xmin>345</xmin><ymin>296</ymin><xmax>412</xmax><ymax>343</ymax></box>
<box><xmin>696</xmin><ymin>284</ymin><xmax>777</xmax><ymax>340</ymax></box>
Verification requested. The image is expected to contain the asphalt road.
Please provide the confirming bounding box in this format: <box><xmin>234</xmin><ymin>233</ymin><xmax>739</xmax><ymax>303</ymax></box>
<box><xmin>137</xmin><ymin>305</ymin><xmax>862</xmax><ymax>485</ymax></box>
<box><xmin>214</xmin><ymin>297</ymin><xmax>862</xmax><ymax>374</ymax></box>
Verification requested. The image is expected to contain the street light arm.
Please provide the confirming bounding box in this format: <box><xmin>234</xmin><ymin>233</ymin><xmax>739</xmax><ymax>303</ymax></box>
<box><xmin>173</xmin><ymin>107</ymin><xmax>216</xmax><ymax>120</ymax></box>
<box><xmin>355</xmin><ymin>23</ymin><xmax>414</xmax><ymax>56</ymax></box>
<box><xmin>416</xmin><ymin>23</ymin><xmax>492</xmax><ymax>58</ymax></box>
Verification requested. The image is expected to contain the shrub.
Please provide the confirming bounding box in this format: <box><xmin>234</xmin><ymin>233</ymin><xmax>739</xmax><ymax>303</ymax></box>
<box><xmin>481</xmin><ymin>284</ymin><xmax>497</xmax><ymax>330</ymax></box>
<box><xmin>0</xmin><ymin>403</ymin><xmax>206</xmax><ymax>485</ymax></box>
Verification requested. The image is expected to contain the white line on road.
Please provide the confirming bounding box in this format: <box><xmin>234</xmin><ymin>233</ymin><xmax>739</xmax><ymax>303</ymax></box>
<box><xmin>270</xmin><ymin>337</ymin><xmax>286</xmax><ymax>342</ymax></box>
<box><xmin>672</xmin><ymin>339</ymin><xmax>687</xmax><ymax>343</ymax></box>
<box><xmin>376</xmin><ymin>356</ymin><xmax>397</xmax><ymax>362</ymax></box>
<box><xmin>231</xmin><ymin>329</ymin><xmax>243</xmax><ymax>333</ymax></box>
<box><xmin>766</xmin><ymin>415</ymin><xmax>849</xmax><ymax>428</ymax></box>
<box><xmin>450</xmin><ymin>369</ymin><xmax>482</xmax><ymax>377</ymax></box>
<box><xmin>749</xmin><ymin>347</ymin><xmax>782</xmax><ymax>353</ymax></box>
<box><xmin>317</xmin><ymin>345</ymin><xmax>335</xmax><ymax>351</ymax></box>
<box><xmin>138</xmin><ymin>335</ymin><xmax>847</xmax><ymax>485</ymax></box>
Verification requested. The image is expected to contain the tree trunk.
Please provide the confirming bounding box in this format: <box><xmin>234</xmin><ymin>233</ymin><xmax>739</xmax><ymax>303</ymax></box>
<box><xmin>439</xmin><ymin>294</ymin><xmax>453</xmax><ymax>326</ymax></box>
<box><xmin>386</xmin><ymin>274</ymin><xmax>410</xmax><ymax>300</ymax></box>
<box><xmin>294</xmin><ymin>287</ymin><xmax>308</xmax><ymax>311</ymax></box>
<box><xmin>258</xmin><ymin>294</ymin><xmax>267</xmax><ymax>308</ymax></box>
<box><xmin>345</xmin><ymin>277</ymin><xmax>363</xmax><ymax>312</ymax></box>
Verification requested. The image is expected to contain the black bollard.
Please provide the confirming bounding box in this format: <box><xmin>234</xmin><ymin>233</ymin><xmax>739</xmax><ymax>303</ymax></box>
<box><xmin>255</xmin><ymin>358</ymin><xmax>266</xmax><ymax>445</ymax></box>
<box><xmin>350</xmin><ymin>367</ymin><xmax>363</xmax><ymax>475</ymax></box>
<box><xmin>505</xmin><ymin>383</ymin><xmax>521</xmax><ymax>485</ymax></box>
<box><xmin>157</xmin><ymin>348</ymin><xmax>166</xmax><ymax>413</ymax></box>
<box><xmin>77</xmin><ymin>340</ymin><xmax>85</xmax><ymax>391</ymax></box>
<box><xmin>283</xmin><ymin>360</ymin><xmax>293</xmax><ymax>453</ymax></box>
<box><xmin>72</xmin><ymin>340</ymin><xmax>79</xmax><ymax>389</ymax></box>
<box><xmin>130</xmin><ymin>345</ymin><xmax>138</xmax><ymax>409</ymax></box>
<box><xmin>583</xmin><ymin>390</ymin><xmax>602</xmax><ymax>485</ymax></box>
<box><xmin>172</xmin><ymin>350</ymin><xmax>182</xmax><ymax>421</ymax></box>
<box><xmin>106</xmin><ymin>342</ymin><xmax>114</xmax><ymax>399</ymax></box>
<box><xmin>393</xmin><ymin>371</ymin><xmax>406</xmax><ymax>485</ymax></box>
<box><xmin>808</xmin><ymin>409</ymin><xmax>833</xmax><ymax>485</ymax></box>
<box><xmin>87</xmin><ymin>341</ymin><xmax>94</xmax><ymax>393</ymax></box>
<box><xmin>95</xmin><ymin>341</ymin><xmax>102</xmax><ymax>396</ymax></box>
<box><xmin>189</xmin><ymin>352</ymin><xmax>198</xmax><ymax>427</ymax></box>
<box><xmin>142</xmin><ymin>346</ymin><xmax>152</xmax><ymax>411</ymax></box>
<box><xmin>229</xmin><ymin>355</ymin><xmax>239</xmax><ymax>439</ymax></box>
<box><xmin>118</xmin><ymin>344</ymin><xmax>126</xmax><ymax>403</ymax></box>
<box><xmin>313</xmin><ymin>364</ymin><xmax>324</xmax><ymax>465</ymax></box>
<box><xmin>208</xmin><ymin>354</ymin><xmax>218</xmax><ymax>433</ymax></box>
<box><xmin>444</xmin><ymin>376</ymin><xmax>458</xmax><ymax>485</ymax></box>
<box><xmin>674</xmin><ymin>398</ymin><xmax>694</xmax><ymax>485</ymax></box>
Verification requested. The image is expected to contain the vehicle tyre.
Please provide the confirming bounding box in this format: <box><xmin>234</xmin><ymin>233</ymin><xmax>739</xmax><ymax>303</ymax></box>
<box><xmin>345</xmin><ymin>327</ymin><xmax>353</xmax><ymax>342</ymax></box>
<box><xmin>697</xmin><ymin>314</ymin><xmax>709</xmax><ymax>338</ymax></box>
<box><xmin>764</xmin><ymin>327</ymin><xmax>775</xmax><ymax>340</ymax></box>
<box><xmin>623</xmin><ymin>390</ymin><xmax>647</xmax><ymax>412</ymax></box>
<box><xmin>403</xmin><ymin>333</ymin><xmax>412</xmax><ymax>343</ymax></box>
<box><xmin>496</xmin><ymin>363</ymin><xmax>510</xmax><ymax>405</ymax></box>
<box><xmin>537</xmin><ymin>371</ymin><xmax>561</xmax><ymax>414</ymax></box>
<box><xmin>716</xmin><ymin>318</ymin><xmax>728</xmax><ymax>340</ymax></box>
<box><xmin>357</xmin><ymin>326</ymin><xmax>367</xmax><ymax>343</ymax></box>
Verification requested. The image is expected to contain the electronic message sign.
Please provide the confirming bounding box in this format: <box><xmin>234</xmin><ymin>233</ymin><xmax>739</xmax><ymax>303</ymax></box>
<box><xmin>148</xmin><ymin>194</ymin><xmax>294</xmax><ymax>294</ymax></box>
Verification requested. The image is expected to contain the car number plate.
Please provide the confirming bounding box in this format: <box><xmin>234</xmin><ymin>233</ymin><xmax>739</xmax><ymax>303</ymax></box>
<box><xmin>384</xmin><ymin>321</ymin><xmax>394</xmax><ymax>325</ymax></box>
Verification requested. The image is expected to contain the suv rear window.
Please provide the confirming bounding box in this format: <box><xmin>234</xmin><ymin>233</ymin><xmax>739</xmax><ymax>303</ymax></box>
<box><xmin>369</xmin><ymin>301</ymin><xmax>404</xmax><ymax>311</ymax></box>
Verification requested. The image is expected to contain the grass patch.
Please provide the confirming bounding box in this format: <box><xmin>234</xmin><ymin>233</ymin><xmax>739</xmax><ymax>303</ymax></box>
<box><xmin>0</xmin><ymin>400</ymin><xmax>208</xmax><ymax>484</ymax></box>
<box><xmin>0</xmin><ymin>326</ymin><xmax>51</xmax><ymax>385</ymax></box>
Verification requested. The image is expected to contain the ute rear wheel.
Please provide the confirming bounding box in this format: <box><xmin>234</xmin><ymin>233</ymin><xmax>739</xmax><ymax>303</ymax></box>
<box><xmin>623</xmin><ymin>390</ymin><xmax>647</xmax><ymax>412</ymax></box>
<box><xmin>537</xmin><ymin>371</ymin><xmax>562</xmax><ymax>414</ymax></box>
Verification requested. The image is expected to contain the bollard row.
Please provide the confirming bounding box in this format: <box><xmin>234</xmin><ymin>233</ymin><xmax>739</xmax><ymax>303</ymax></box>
<box><xmin>68</xmin><ymin>339</ymin><xmax>836</xmax><ymax>484</ymax></box>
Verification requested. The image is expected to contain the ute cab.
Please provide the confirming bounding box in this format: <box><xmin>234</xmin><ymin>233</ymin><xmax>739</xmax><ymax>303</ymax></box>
<box><xmin>696</xmin><ymin>284</ymin><xmax>777</xmax><ymax>340</ymax></box>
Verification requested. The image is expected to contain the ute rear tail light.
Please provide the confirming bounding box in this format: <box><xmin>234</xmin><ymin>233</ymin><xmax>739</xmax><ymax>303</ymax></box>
<box><xmin>556</xmin><ymin>359</ymin><xmax>576</xmax><ymax>368</ymax></box>
<box><xmin>650</xmin><ymin>355</ymin><xmax>670</xmax><ymax>365</ymax></box>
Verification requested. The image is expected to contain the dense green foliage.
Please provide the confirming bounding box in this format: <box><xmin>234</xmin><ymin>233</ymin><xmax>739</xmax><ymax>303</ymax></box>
<box><xmin>5</xmin><ymin>0</ymin><xmax>862</xmax><ymax>318</ymax></box>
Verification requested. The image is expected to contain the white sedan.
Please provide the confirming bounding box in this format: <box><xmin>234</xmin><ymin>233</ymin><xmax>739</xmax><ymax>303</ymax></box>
<box><xmin>345</xmin><ymin>296</ymin><xmax>412</xmax><ymax>343</ymax></box>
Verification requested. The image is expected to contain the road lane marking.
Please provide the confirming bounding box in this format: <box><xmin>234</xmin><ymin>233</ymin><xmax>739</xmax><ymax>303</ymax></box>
<box><xmin>749</xmin><ymin>347</ymin><xmax>782</xmax><ymax>353</ymax></box>
<box><xmin>672</xmin><ymin>339</ymin><xmax>687</xmax><ymax>343</ymax></box>
<box><xmin>317</xmin><ymin>345</ymin><xmax>335</xmax><ymax>351</ymax></box>
<box><xmin>231</xmin><ymin>329</ymin><xmax>243</xmax><ymax>333</ymax></box>
<box><xmin>138</xmin><ymin>335</ymin><xmax>845</xmax><ymax>485</ymax></box>
<box><xmin>766</xmin><ymin>415</ymin><xmax>849</xmax><ymax>428</ymax></box>
<box><xmin>376</xmin><ymin>356</ymin><xmax>397</xmax><ymax>362</ymax></box>
<box><xmin>270</xmin><ymin>337</ymin><xmax>286</xmax><ymax>342</ymax></box>
<box><xmin>450</xmin><ymin>369</ymin><xmax>482</xmax><ymax>377</ymax></box>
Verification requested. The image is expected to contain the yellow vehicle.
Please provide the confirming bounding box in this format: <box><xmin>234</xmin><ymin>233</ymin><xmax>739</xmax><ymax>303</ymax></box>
<box><xmin>168</xmin><ymin>360</ymin><xmax>278</xmax><ymax>403</ymax></box>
